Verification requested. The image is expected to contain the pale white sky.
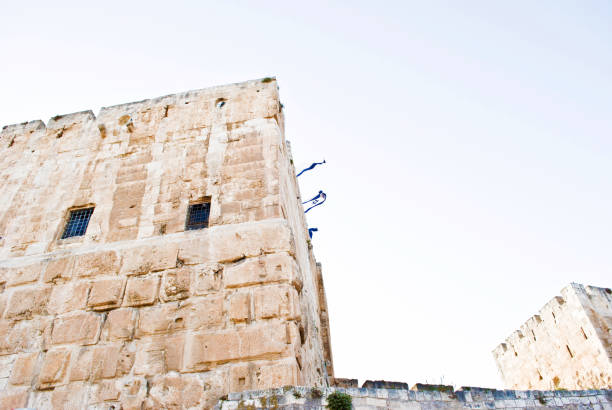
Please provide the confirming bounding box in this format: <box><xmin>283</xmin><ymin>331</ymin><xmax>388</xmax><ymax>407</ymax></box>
<box><xmin>1</xmin><ymin>1</ymin><xmax>611</xmax><ymax>388</ymax></box>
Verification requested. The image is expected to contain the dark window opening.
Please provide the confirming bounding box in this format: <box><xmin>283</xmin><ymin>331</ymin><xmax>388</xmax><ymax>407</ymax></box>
<box><xmin>61</xmin><ymin>207</ymin><xmax>94</xmax><ymax>239</ymax></box>
<box><xmin>186</xmin><ymin>202</ymin><xmax>210</xmax><ymax>230</ymax></box>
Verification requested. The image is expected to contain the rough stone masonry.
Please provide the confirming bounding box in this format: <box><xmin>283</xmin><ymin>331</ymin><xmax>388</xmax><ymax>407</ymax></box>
<box><xmin>0</xmin><ymin>78</ymin><xmax>334</xmax><ymax>409</ymax></box>
<box><xmin>494</xmin><ymin>283</ymin><xmax>612</xmax><ymax>391</ymax></box>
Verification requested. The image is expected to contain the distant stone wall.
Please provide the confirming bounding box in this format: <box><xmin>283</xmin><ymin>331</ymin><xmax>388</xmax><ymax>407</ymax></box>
<box><xmin>215</xmin><ymin>385</ymin><xmax>612</xmax><ymax>409</ymax></box>
<box><xmin>0</xmin><ymin>79</ymin><xmax>333</xmax><ymax>409</ymax></box>
<box><xmin>493</xmin><ymin>283</ymin><xmax>612</xmax><ymax>390</ymax></box>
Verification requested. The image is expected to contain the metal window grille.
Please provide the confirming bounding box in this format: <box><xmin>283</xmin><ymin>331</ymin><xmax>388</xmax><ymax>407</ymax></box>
<box><xmin>61</xmin><ymin>207</ymin><xmax>94</xmax><ymax>239</ymax></box>
<box><xmin>186</xmin><ymin>202</ymin><xmax>210</xmax><ymax>230</ymax></box>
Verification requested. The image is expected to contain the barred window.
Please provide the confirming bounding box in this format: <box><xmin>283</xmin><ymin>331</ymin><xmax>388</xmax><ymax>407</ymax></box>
<box><xmin>186</xmin><ymin>202</ymin><xmax>210</xmax><ymax>231</ymax></box>
<box><xmin>61</xmin><ymin>207</ymin><xmax>94</xmax><ymax>239</ymax></box>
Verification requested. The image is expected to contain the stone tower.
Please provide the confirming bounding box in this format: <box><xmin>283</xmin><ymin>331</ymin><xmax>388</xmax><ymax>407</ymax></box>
<box><xmin>493</xmin><ymin>283</ymin><xmax>612</xmax><ymax>390</ymax></box>
<box><xmin>0</xmin><ymin>78</ymin><xmax>333</xmax><ymax>409</ymax></box>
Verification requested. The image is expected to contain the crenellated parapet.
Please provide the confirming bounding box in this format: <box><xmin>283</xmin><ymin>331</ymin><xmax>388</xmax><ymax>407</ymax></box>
<box><xmin>493</xmin><ymin>283</ymin><xmax>612</xmax><ymax>390</ymax></box>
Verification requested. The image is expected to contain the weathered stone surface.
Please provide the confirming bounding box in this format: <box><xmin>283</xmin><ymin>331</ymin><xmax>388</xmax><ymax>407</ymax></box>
<box><xmin>51</xmin><ymin>312</ymin><xmax>101</xmax><ymax>345</ymax></box>
<box><xmin>4</xmin><ymin>286</ymin><xmax>51</xmax><ymax>319</ymax></box>
<box><xmin>224</xmin><ymin>253</ymin><xmax>300</xmax><ymax>288</ymax></box>
<box><xmin>160</xmin><ymin>267</ymin><xmax>190</xmax><ymax>301</ymax></box>
<box><xmin>228</xmin><ymin>291</ymin><xmax>251</xmax><ymax>323</ymax></box>
<box><xmin>9</xmin><ymin>352</ymin><xmax>38</xmax><ymax>386</ymax></box>
<box><xmin>192</xmin><ymin>263</ymin><xmax>223</xmax><ymax>295</ymax></box>
<box><xmin>136</xmin><ymin>302</ymin><xmax>186</xmax><ymax>336</ymax></box>
<box><xmin>218</xmin><ymin>386</ymin><xmax>612</xmax><ymax>409</ymax></box>
<box><xmin>0</xmin><ymin>387</ymin><xmax>28</xmax><ymax>410</ymax></box>
<box><xmin>73</xmin><ymin>251</ymin><xmax>119</xmax><ymax>277</ymax></box>
<box><xmin>124</xmin><ymin>275</ymin><xmax>159</xmax><ymax>306</ymax></box>
<box><xmin>494</xmin><ymin>283</ymin><xmax>612</xmax><ymax>390</ymax></box>
<box><xmin>253</xmin><ymin>285</ymin><xmax>300</xmax><ymax>320</ymax></box>
<box><xmin>42</xmin><ymin>256</ymin><xmax>74</xmax><ymax>283</ymax></box>
<box><xmin>183</xmin><ymin>296</ymin><xmax>224</xmax><ymax>330</ymax></box>
<box><xmin>184</xmin><ymin>323</ymin><xmax>288</xmax><ymax>371</ymax></box>
<box><xmin>4</xmin><ymin>263</ymin><xmax>44</xmax><ymax>287</ymax></box>
<box><xmin>0</xmin><ymin>79</ymin><xmax>333</xmax><ymax>408</ymax></box>
<box><xmin>38</xmin><ymin>348</ymin><xmax>71</xmax><ymax>388</ymax></box>
<box><xmin>47</xmin><ymin>281</ymin><xmax>89</xmax><ymax>314</ymax></box>
<box><xmin>102</xmin><ymin>308</ymin><xmax>136</xmax><ymax>341</ymax></box>
<box><xmin>88</xmin><ymin>278</ymin><xmax>125</xmax><ymax>310</ymax></box>
<box><xmin>120</xmin><ymin>243</ymin><xmax>178</xmax><ymax>275</ymax></box>
<box><xmin>145</xmin><ymin>373</ymin><xmax>205</xmax><ymax>409</ymax></box>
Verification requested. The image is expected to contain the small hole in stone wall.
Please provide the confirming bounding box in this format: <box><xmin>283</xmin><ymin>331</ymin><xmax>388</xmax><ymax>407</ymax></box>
<box><xmin>174</xmin><ymin>317</ymin><xmax>183</xmax><ymax>324</ymax></box>
<box><xmin>216</xmin><ymin>98</ymin><xmax>227</xmax><ymax>109</ymax></box>
<box><xmin>532</xmin><ymin>330</ymin><xmax>536</xmax><ymax>341</ymax></box>
<box><xmin>537</xmin><ymin>370</ymin><xmax>543</xmax><ymax>380</ymax></box>
<box><xmin>238</xmin><ymin>377</ymin><xmax>245</xmax><ymax>387</ymax></box>
<box><xmin>8</xmin><ymin>137</ymin><xmax>15</xmax><ymax>147</ymax></box>
<box><xmin>566</xmin><ymin>345</ymin><xmax>574</xmax><ymax>358</ymax></box>
<box><xmin>163</xmin><ymin>105</ymin><xmax>169</xmax><ymax>118</ymax></box>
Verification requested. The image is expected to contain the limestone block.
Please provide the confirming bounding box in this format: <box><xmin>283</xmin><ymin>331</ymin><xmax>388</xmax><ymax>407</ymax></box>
<box><xmin>117</xmin><ymin>344</ymin><xmax>136</xmax><ymax>376</ymax></box>
<box><xmin>177</xmin><ymin>237</ymin><xmax>210</xmax><ymax>265</ymax></box>
<box><xmin>253</xmin><ymin>285</ymin><xmax>300</xmax><ymax>320</ymax></box>
<box><xmin>51</xmin><ymin>312</ymin><xmax>101</xmax><ymax>345</ymax></box>
<box><xmin>228</xmin><ymin>291</ymin><xmax>251</xmax><ymax>323</ymax></box>
<box><xmin>4</xmin><ymin>286</ymin><xmax>51</xmax><ymax>319</ymax></box>
<box><xmin>124</xmin><ymin>275</ymin><xmax>159</xmax><ymax>306</ymax></box>
<box><xmin>183</xmin><ymin>322</ymin><xmax>288</xmax><ymax>371</ymax></box>
<box><xmin>91</xmin><ymin>344</ymin><xmax>121</xmax><ymax>381</ymax></box>
<box><xmin>0</xmin><ymin>293</ymin><xmax>6</xmax><ymax>319</ymax></box>
<box><xmin>38</xmin><ymin>348</ymin><xmax>71</xmax><ymax>389</ymax></box>
<box><xmin>192</xmin><ymin>263</ymin><xmax>223</xmax><ymax>295</ymax></box>
<box><xmin>0</xmin><ymin>318</ymin><xmax>51</xmax><ymax>355</ymax></box>
<box><xmin>91</xmin><ymin>379</ymin><xmax>120</xmax><ymax>403</ymax></box>
<box><xmin>256</xmin><ymin>359</ymin><xmax>301</xmax><ymax>389</ymax></box>
<box><xmin>145</xmin><ymin>373</ymin><xmax>205</xmax><ymax>409</ymax></box>
<box><xmin>136</xmin><ymin>302</ymin><xmax>186</xmax><ymax>336</ymax></box>
<box><xmin>42</xmin><ymin>256</ymin><xmax>74</xmax><ymax>282</ymax></box>
<box><xmin>183</xmin><ymin>296</ymin><xmax>224</xmax><ymax>330</ymax></box>
<box><xmin>160</xmin><ymin>267</ymin><xmax>190</xmax><ymax>301</ymax></box>
<box><xmin>47</xmin><ymin>281</ymin><xmax>90</xmax><ymax>315</ymax></box>
<box><xmin>120</xmin><ymin>242</ymin><xmax>178</xmax><ymax>275</ymax></box>
<box><xmin>224</xmin><ymin>253</ymin><xmax>299</xmax><ymax>289</ymax></box>
<box><xmin>0</xmin><ymin>355</ymin><xmax>15</xmax><ymax>378</ymax></box>
<box><xmin>134</xmin><ymin>344</ymin><xmax>165</xmax><ymax>376</ymax></box>
<box><xmin>8</xmin><ymin>352</ymin><xmax>38</xmax><ymax>386</ymax></box>
<box><xmin>164</xmin><ymin>334</ymin><xmax>185</xmax><ymax>372</ymax></box>
<box><xmin>178</xmin><ymin>221</ymin><xmax>294</xmax><ymax>265</ymax></box>
<box><xmin>211</xmin><ymin>221</ymin><xmax>294</xmax><ymax>263</ymax></box>
<box><xmin>49</xmin><ymin>383</ymin><xmax>88</xmax><ymax>409</ymax></box>
<box><xmin>4</xmin><ymin>262</ymin><xmax>44</xmax><ymax>287</ymax></box>
<box><xmin>0</xmin><ymin>387</ymin><xmax>28</xmax><ymax>410</ymax></box>
<box><xmin>229</xmin><ymin>359</ymin><xmax>300</xmax><ymax>392</ymax></box>
<box><xmin>102</xmin><ymin>308</ymin><xmax>136</xmax><ymax>341</ymax></box>
<box><xmin>118</xmin><ymin>376</ymin><xmax>147</xmax><ymax>410</ymax></box>
<box><xmin>69</xmin><ymin>348</ymin><xmax>92</xmax><ymax>382</ymax></box>
<box><xmin>73</xmin><ymin>250</ymin><xmax>119</xmax><ymax>277</ymax></box>
<box><xmin>88</xmin><ymin>278</ymin><xmax>125</xmax><ymax>310</ymax></box>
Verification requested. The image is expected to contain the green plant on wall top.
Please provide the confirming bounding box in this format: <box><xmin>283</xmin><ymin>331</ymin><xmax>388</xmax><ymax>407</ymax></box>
<box><xmin>326</xmin><ymin>391</ymin><xmax>352</xmax><ymax>410</ymax></box>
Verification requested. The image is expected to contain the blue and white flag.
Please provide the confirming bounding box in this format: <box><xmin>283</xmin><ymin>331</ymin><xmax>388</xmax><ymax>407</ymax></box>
<box><xmin>303</xmin><ymin>190</ymin><xmax>327</xmax><ymax>213</ymax></box>
<box><xmin>308</xmin><ymin>228</ymin><xmax>318</xmax><ymax>238</ymax></box>
<box><xmin>297</xmin><ymin>160</ymin><xmax>326</xmax><ymax>177</ymax></box>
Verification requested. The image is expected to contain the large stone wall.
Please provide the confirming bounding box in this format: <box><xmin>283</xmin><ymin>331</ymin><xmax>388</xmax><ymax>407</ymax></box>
<box><xmin>493</xmin><ymin>283</ymin><xmax>612</xmax><ymax>390</ymax></box>
<box><xmin>0</xmin><ymin>78</ymin><xmax>333</xmax><ymax>409</ymax></box>
<box><xmin>215</xmin><ymin>385</ymin><xmax>612</xmax><ymax>409</ymax></box>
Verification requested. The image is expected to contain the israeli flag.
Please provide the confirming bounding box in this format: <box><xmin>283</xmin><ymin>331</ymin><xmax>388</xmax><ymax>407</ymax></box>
<box><xmin>303</xmin><ymin>190</ymin><xmax>327</xmax><ymax>213</ymax></box>
<box><xmin>297</xmin><ymin>160</ymin><xmax>326</xmax><ymax>177</ymax></box>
